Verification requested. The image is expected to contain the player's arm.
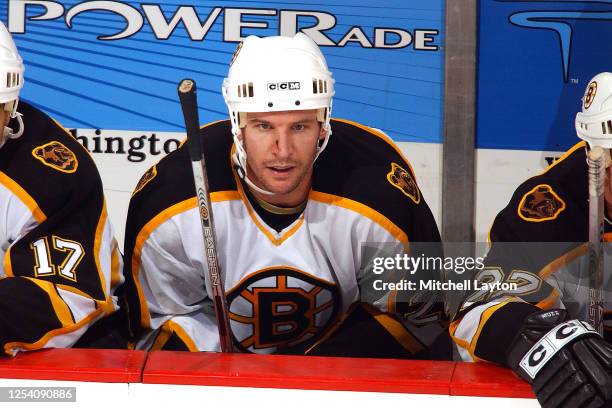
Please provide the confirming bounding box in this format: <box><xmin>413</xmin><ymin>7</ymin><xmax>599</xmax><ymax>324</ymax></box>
<box><xmin>450</xmin><ymin>172</ymin><xmax>581</xmax><ymax>363</ymax></box>
<box><xmin>124</xmin><ymin>195</ymin><xmax>220</xmax><ymax>352</ymax></box>
<box><xmin>307</xmin><ymin>151</ymin><xmax>448</xmax><ymax>359</ymax></box>
<box><xmin>451</xmin><ymin>178</ymin><xmax>612</xmax><ymax>406</ymax></box>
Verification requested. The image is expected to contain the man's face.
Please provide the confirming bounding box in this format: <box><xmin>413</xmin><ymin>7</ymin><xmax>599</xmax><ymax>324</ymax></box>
<box><xmin>240</xmin><ymin>109</ymin><xmax>326</xmax><ymax>203</ymax></box>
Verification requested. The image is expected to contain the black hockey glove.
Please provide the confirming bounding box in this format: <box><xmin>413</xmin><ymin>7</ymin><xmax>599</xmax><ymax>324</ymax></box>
<box><xmin>506</xmin><ymin>309</ymin><xmax>612</xmax><ymax>408</ymax></box>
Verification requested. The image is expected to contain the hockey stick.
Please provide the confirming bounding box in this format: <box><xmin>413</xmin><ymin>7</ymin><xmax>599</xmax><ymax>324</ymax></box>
<box><xmin>178</xmin><ymin>79</ymin><xmax>234</xmax><ymax>352</ymax></box>
<box><xmin>587</xmin><ymin>146</ymin><xmax>605</xmax><ymax>335</ymax></box>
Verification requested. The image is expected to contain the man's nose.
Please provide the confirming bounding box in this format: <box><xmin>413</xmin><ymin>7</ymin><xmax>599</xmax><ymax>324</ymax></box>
<box><xmin>273</xmin><ymin>128</ymin><xmax>292</xmax><ymax>157</ymax></box>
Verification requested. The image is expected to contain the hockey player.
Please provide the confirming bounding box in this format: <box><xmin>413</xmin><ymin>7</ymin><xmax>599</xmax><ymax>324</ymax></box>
<box><xmin>452</xmin><ymin>73</ymin><xmax>612</xmax><ymax>407</ymax></box>
<box><xmin>124</xmin><ymin>34</ymin><xmax>450</xmax><ymax>358</ymax></box>
<box><xmin>0</xmin><ymin>23</ymin><xmax>129</xmax><ymax>355</ymax></box>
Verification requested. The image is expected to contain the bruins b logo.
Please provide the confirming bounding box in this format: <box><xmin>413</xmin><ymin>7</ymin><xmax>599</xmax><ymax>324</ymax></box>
<box><xmin>584</xmin><ymin>81</ymin><xmax>597</xmax><ymax>109</ymax></box>
<box><xmin>226</xmin><ymin>267</ymin><xmax>340</xmax><ymax>353</ymax></box>
<box><xmin>387</xmin><ymin>162</ymin><xmax>420</xmax><ymax>204</ymax></box>
<box><xmin>518</xmin><ymin>184</ymin><xmax>566</xmax><ymax>222</ymax></box>
<box><xmin>32</xmin><ymin>141</ymin><xmax>78</xmax><ymax>173</ymax></box>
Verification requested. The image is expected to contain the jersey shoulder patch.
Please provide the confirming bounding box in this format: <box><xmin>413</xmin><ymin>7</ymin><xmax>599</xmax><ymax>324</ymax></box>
<box><xmin>387</xmin><ymin>162</ymin><xmax>420</xmax><ymax>204</ymax></box>
<box><xmin>133</xmin><ymin>165</ymin><xmax>157</xmax><ymax>196</ymax></box>
<box><xmin>490</xmin><ymin>143</ymin><xmax>587</xmax><ymax>243</ymax></box>
<box><xmin>31</xmin><ymin>141</ymin><xmax>78</xmax><ymax>173</ymax></box>
<box><xmin>517</xmin><ymin>184</ymin><xmax>566</xmax><ymax>222</ymax></box>
<box><xmin>313</xmin><ymin>118</ymin><xmax>439</xmax><ymax>242</ymax></box>
<box><xmin>0</xmin><ymin>101</ymin><xmax>101</xmax><ymax>216</ymax></box>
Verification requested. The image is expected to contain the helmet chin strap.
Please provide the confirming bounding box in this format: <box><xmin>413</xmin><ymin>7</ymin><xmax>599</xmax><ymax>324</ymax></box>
<box><xmin>0</xmin><ymin>109</ymin><xmax>23</xmax><ymax>149</ymax></box>
<box><xmin>232</xmin><ymin>152</ymin><xmax>276</xmax><ymax>196</ymax></box>
<box><xmin>4</xmin><ymin>110</ymin><xmax>23</xmax><ymax>140</ymax></box>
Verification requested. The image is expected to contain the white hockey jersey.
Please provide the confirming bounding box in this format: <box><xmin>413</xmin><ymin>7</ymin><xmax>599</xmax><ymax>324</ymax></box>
<box><xmin>125</xmin><ymin>119</ymin><xmax>448</xmax><ymax>357</ymax></box>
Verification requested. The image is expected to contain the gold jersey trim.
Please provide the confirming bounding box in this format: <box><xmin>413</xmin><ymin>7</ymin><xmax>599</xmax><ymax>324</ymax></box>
<box><xmin>0</xmin><ymin>171</ymin><xmax>46</xmax><ymax>224</ymax></box>
<box><xmin>332</xmin><ymin>118</ymin><xmax>418</xmax><ymax>181</ymax></box>
<box><xmin>309</xmin><ymin>191</ymin><xmax>409</xmax><ymax>244</ymax></box>
<box><xmin>131</xmin><ymin>191</ymin><xmax>241</xmax><ymax>328</ymax></box>
<box><xmin>362</xmin><ymin>303</ymin><xmax>424</xmax><ymax>354</ymax></box>
<box><xmin>539</xmin><ymin>141</ymin><xmax>586</xmax><ymax>176</ymax></box>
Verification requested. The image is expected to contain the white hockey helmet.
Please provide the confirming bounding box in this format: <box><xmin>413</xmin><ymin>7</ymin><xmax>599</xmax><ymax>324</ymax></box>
<box><xmin>0</xmin><ymin>21</ymin><xmax>24</xmax><ymax>148</ymax></box>
<box><xmin>222</xmin><ymin>33</ymin><xmax>334</xmax><ymax>193</ymax></box>
<box><xmin>575</xmin><ymin>72</ymin><xmax>612</xmax><ymax>148</ymax></box>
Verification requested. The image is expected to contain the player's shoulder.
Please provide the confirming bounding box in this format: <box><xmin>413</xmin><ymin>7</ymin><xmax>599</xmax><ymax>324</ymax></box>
<box><xmin>540</xmin><ymin>141</ymin><xmax>586</xmax><ymax>181</ymax></box>
<box><xmin>490</xmin><ymin>142</ymin><xmax>587</xmax><ymax>243</ymax></box>
<box><xmin>313</xmin><ymin>118</ymin><xmax>438</xmax><ymax>241</ymax></box>
<box><xmin>127</xmin><ymin>120</ymin><xmax>236</xmax><ymax>232</ymax></box>
<box><xmin>0</xmin><ymin>101</ymin><xmax>102</xmax><ymax>213</ymax></box>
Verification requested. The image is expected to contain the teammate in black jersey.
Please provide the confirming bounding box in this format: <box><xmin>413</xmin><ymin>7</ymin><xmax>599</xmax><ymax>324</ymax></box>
<box><xmin>0</xmin><ymin>22</ymin><xmax>130</xmax><ymax>355</ymax></box>
<box><xmin>452</xmin><ymin>73</ymin><xmax>612</xmax><ymax>407</ymax></box>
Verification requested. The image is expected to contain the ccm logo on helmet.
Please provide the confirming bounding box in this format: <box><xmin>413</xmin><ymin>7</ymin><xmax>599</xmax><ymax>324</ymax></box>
<box><xmin>267</xmin><ymin>82</ymin><xmax>301</xmax><ymax>91</ymax></box>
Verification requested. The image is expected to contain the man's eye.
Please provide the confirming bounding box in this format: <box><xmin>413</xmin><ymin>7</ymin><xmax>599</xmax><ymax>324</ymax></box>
<box><xmin>257</xmin><ymin>123</ymin><xmax>270</xmax><ymax>130</ymax></box>
<box><xmin>293</xmin><ymin>124</ymin><xmax>305</xmax><ymax>131</ymax></box>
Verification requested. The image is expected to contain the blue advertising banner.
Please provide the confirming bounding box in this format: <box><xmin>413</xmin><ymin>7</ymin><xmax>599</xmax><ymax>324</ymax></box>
<box><xmin>477</xmin><ymin>0</ymin><xmax>612</xmax><ymax>151</ymax></box>
<box><xmin>1</xmin><ymin>0</ymin><xmax>444</xmax><ymax>144</ymax></box>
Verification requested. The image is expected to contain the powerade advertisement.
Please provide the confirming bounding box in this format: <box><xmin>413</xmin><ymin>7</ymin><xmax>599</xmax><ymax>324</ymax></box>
<box><xmin>1</xmin><ymin>0</ymin><xmax>444</xmax><ymax>144</ymax></box>
<box><xmin>477</xmin><ymin>0</ymin><xmax>612</xmax><ymax>151</ymax></box>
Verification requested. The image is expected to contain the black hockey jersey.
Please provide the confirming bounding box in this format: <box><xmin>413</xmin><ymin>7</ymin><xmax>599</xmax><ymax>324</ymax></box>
<box><xmin>0</xmin><ymin>101</ymin><xmax>125</xmax><ymax>355</ymax></box>
<box><xmin>452</xmin><ymin>142</ymin><xmax>612</xmax><ymax>364</ymax></box>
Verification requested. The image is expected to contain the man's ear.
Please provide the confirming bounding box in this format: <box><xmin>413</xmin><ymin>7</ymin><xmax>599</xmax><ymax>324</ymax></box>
<box><xmin>318</xmin><ymin>125</ymin><xmax>327</xmax><ymax>141</ymax></box>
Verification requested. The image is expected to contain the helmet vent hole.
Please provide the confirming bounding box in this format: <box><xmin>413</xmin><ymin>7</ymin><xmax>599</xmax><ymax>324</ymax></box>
<box><xmin>603</xmin><ymin>122</ymin><xmax>607</xmax><ymax>134</ymax></box>
<box><xmin>312</xmin><ymin>79</ymin><xmax>328</xmax><ymax>94</ymax></box>
<box><xmin>268</xmin><ymin>102</ymin><xmax>273</xmax><ymax>108</ymax></box>
<box><xmin>608</xmin><ymin>120</ymin><xmax>612</xmax><ymax>134</ymax></box>
<box><xmin>295</xmin><ymin>100</ymin><xmax>300</xmax><ymax>106</ymax></box>
<box><xmin>237</xmin><ymin>83</ymin><xmax>254</xmax><ymax>98</ymax></box>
